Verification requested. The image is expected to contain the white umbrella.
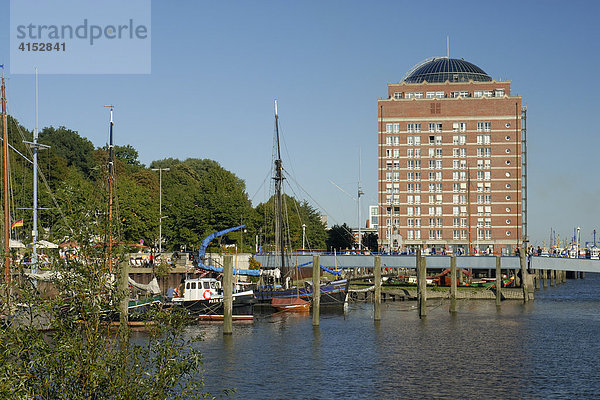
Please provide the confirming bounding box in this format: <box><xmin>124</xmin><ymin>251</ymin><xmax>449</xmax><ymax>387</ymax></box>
<box><xmin>9</xmin><ymin>239</ymin><xmax>26</xmax><ymax>248</ymax></box>
<box><xmin>37</xmin><ymin>240</ymin><xmax>59</xmax><ymax>249</ymax></box>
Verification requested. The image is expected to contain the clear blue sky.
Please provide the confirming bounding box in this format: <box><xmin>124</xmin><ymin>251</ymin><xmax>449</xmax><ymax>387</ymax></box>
<box><xmin>0</xmin><ymin>0</ymin><xmax>599</xmax><ymax>246</ymax></box>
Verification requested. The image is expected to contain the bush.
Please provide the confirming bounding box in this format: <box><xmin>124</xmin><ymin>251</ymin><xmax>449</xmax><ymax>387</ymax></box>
<box><xmin>0</xmin><ymin>258</ymin><xmax>218</xmax><ymax>399</ymax></box>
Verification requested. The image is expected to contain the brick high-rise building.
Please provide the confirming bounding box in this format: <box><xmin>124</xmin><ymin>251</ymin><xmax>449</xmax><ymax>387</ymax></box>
<box><xmin>377</xmin><ymin>57</ymin><xmax>526</xmax><ymax>255</ymax></box>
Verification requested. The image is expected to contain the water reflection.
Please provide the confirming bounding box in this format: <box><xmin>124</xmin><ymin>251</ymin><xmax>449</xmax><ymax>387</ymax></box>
<box><xmin>184</xmin><ymin>274</ymin><xmax>600</xmax><ymax>399</ymax></box>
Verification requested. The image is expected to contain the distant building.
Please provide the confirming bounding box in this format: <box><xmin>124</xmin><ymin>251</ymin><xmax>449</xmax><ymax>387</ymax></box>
<box><xmin>377</xmin><ymin>57</ymin><xmax>525</xmax><ymax>254</ymax></box>
<box><xmin>320</xmin><ymin>214</ymin><xmax>328</xmax><ymax>228</ymax></box>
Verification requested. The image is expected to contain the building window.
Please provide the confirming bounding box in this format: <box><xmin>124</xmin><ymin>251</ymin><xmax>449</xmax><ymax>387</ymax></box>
<box><xmin>436</xmin><ymin>160</ymin><xmax>442</xmax><ymax>169</ymax></box>
<box><xmin>428</xmin><ymin>122</ymin><xmax>443</xmax><ymax>132</ymax></box>
<box><xmin>506</xmin><ymin>219</ymin><xmax>511</xmax><ymax>224</ymax></box>
<box><xmin>495</xmin><ymin>89</ymin><xmax>505</xmax><ymax>97</ymax></box>
<box><xmin>393</xmin><ymin>123</ymin><xmax>400</xmax><ymax>133</ymax></box>
<box><xmin>453</xmin><ymin>122</ymin><xmax>466</xmax><ymax>132</ymax></box>
<box><xmin>393</xmin><ymin>92</ymin><xmax>402</xmax><ymax>99</ymax></box>
<box><xmin>453</xmin><ymin>135</ymin><xmax>466</xmax><ymax>145</ymax></box>
<box><xmin>477</xmin><ymin>134</ymin><xmax>491</xmax><ymax>145</ymax></box>
<box><xmin>429</xmin><ymin>160</ymin><xmax>435</xmax><ymax>169</ymax></box>
<box><xmin>407</xmin><ymin>123</ymin><xmax>421</xmax><ymax>133</ymax></box>
<box><xmin>505</xmin><ymin>148</ymin><xmax>511</xmax><ymax>154</ymax></box>
<box><xmin>506</xmin><ymin>231</ymin><xmax>511</xmax><ymax>236</ymax></box>
<box><xmin>477</xmin><ymin>122</ymin><xmax>491</xmax><ymax>132</ymax></box>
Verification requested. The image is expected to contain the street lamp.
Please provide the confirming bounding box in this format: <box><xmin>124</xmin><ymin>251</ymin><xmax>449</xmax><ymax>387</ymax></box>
<box><xmin>151</xmin><ymin>167</ymin><xmax>170</xmax><ymax>254</ymax></box>
<box><xmin>302</xmin><ymin>224</ymin><xmax>306</xmax><ymax>251</ymax></box>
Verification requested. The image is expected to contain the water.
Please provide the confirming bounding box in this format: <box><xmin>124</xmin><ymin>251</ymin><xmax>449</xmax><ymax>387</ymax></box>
<box><xmin>184</xmin><ymin>274</ymin><xmax>600</xmax><ymax>399</ymax></box>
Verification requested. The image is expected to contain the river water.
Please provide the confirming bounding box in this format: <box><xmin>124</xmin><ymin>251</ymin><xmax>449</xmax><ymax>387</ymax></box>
<box><xmin>186</xmin><ymin>274</ymin><xmax>600</xmax><ymax>399</ymax></box>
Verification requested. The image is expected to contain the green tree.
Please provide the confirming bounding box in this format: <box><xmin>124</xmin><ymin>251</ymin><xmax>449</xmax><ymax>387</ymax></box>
<box><xmin>326</xmin><ymin>223</ymin><xmax>355</xmax><ymax>251</ymax></box>
<box><xmin>255</xmin><ymin>194</ymin><xmax>327</xmax><ymax>251</ymax></box>
<box><xmin>39</xmin><ymin>126</ymin><xmax>96</xmax><ymax>178</ymax></box>
<box><xmin>362</xmin><ymin>232</ymin><xmax>379</xmax><ymax>252</ymax></box>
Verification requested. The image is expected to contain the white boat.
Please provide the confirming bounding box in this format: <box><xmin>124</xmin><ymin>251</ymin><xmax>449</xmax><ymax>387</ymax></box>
<box><xmin>171</xmin><ymin>277</ymin><xmax>255</xmax><ymax>320</ymax></box>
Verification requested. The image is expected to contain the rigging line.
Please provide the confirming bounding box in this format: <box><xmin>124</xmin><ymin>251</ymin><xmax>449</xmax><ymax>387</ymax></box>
<box><xmin>283</xmin><ymin>170</ymin><xmax>354</xmax><ymax>238</ymax></box>
<box><xmin>284</xmin><ymin>181</ymin><xmax>313</xmax><ymax>251</ymax></box>
<box><xmin>249</xmin><ymin>168</ymin><xmax>272</xmax><ymax>203</ymax></box>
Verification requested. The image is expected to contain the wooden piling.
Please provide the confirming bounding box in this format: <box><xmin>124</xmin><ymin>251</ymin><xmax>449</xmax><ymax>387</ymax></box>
<box><xmin>514</xmin><ymin>268</ymin><xmax>521</xmax><ymax>287</ymax></box>
<box><xmin>223</xmin><ymin>255</ymin><xmax>233</xmax><ymax>335</ymax></box>
<box><xmin>118</xmin><ymin>260</ymin><xmax>129</xmax><ymax>344</ymax></box>
<box><xmin>535</xmin><ymin>269</ymin><xmax>541</xmax><ymax>290</ymax></box>
<box><xmin>550</xmin><ymin>269</ymin><xmax>555</xmax><ymax>287</ymax></box>
<box><xmin>374</xmin><ymin>256</ymin><xmax>381</xmax><ymax>321</ymax></box>
<box><xmin>312</xmin><ymin>255</ymin><xmax>320</xmax><ymax>327</ymax></box>
<box><xmin>495</xmin><ymin>256</ymin><xmax>502</xmax><ymax>306</ymax></box>
<box><xmin>520</xmin><ymin>251</ymin><xmax>529</xmax><ymax>303</ymax></box>
<box><xmin>416</xmin><ymin>250</ymin><xmax>426</xmax><ymax>318</ymax></box>
<box><xmin>543</xmin><ymin>269</ymin><xmax>548</xmax><ymax>288</ymax></box>
<box><xmin>450</xmin><ymin>256</ymin><xmax>457</xmax><ymax>313</ymax></box>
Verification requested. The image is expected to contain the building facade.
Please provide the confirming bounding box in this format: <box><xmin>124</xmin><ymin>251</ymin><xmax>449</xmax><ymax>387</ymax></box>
<box><xmin>377</xmin><ymin>57</ymin><xmax>525</xmax><ymax>255</ymax></box>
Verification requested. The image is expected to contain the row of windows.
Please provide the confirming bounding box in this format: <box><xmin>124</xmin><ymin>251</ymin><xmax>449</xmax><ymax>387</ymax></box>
<box><xmin>385</xmin><ymin>121</ymin><xmax>493</xmax><ymax>133</ymax></box>
<box><xmin>393</xmin><ymin>89</ymin><xmax>505</xmax><ymax>100</ymax></box>
<box><xmin>386</xmin><ymin>169</ymin><xmax>515</xmax><ymax>182</ymax></box>
<box><xmin>387</xmin><ymin>135</ymin><xmax>508</xmax><ymax>147</ymax></box>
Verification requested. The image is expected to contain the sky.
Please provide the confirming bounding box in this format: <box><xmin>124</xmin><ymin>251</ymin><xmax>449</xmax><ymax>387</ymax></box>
<box><xmin>0</xmin><ymin>0</ymin><xmax>599</xmax><ymax>246</ymax></box>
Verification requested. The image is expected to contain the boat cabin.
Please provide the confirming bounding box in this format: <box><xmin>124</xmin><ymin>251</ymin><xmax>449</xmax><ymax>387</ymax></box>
<box><xmin>181</xmin><ymin>278</ymin><xmax>222</xmax><ymax>301</ymax></box>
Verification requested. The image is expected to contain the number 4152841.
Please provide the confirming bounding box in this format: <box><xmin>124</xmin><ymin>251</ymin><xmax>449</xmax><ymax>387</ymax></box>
<box><xmin>18</xmin><ymin>42</ymin><xmax>66</xmax><ymax>52</ymax></box>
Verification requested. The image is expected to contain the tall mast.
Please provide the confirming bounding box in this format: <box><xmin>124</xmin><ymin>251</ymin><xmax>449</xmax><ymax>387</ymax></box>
<box><xmin>273</xmin><ymin>99</ymin><xmax>286</xmax><ymax>275</ymax></box>
<box><xmin>32</xmin><ymin>68</ymin><xmax>39</xmax><ymax>273</ymax></box>
<box><xmin>106</xmin><ymin>105</ymin><xmax>114</xmax><ymax>271</ymax></box>
<box><xmin>1</xmin><ymin>65</ymin><xmax>9</xmax><ymax>282</ymax></box>
<box><xmin>357</xmin><ymin>148</ymin><xmax>363</xmax><ymax>251</ymax></box>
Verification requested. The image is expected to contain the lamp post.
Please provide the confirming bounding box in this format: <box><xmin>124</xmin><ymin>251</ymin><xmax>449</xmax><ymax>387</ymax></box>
<box><xmin>151</xmin><ymin>167</ymin><xmax>170</xmax><ymax>254</ymax></box>
<box><xmin>302</xmin><ymin>224</ymin><xmax>306</xmax><ymax>251</ymax></box>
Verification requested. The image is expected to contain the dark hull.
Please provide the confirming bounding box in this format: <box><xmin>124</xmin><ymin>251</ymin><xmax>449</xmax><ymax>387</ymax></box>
<box><xmin>255</xmin><ymin>280</ymin><xmax>349</xmax><ymax>307</ymax></box>
<box><xmin>174</xmin><ymin>292</ymin><xmax>255</xmax><ymax>317</ymax></box>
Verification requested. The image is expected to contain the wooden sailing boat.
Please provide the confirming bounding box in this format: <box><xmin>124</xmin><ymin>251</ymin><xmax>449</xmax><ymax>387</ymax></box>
<box><xmin>268</xmin><ymin>100</ymin><xmax>309</xmax><ymax>312</ymax></box>
<box><xmin>252</xmin><ymin>101</ymin><xmax>349</xmax><ymax>308</ymax></box>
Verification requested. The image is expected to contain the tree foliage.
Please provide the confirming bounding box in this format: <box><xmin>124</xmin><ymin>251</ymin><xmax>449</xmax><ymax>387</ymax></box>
<box><xmin>4</xmin><ymin>116</ymin><xmax>356</xmax><ymax>255</ymax></box>
<box><xmin>255</xmin><ymin>194</ymin><xmax>327</xmax><ymax>251</ymax></box>
<box><xmin>326</xmin><ymin>223</ymin><xmax>355</xmax><ymax>251</ymax></box>
<box><xmin>362</xmin><ymin>232</ymin><xmax>379</xmax><ymax>252</ymax></box>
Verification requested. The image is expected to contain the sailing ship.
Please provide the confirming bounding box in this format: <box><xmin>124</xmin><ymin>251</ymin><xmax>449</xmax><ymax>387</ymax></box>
<box><xmin>254</xmin><ymin>100</ymin><xmax>348</xmax><ymax>310</ymax></box>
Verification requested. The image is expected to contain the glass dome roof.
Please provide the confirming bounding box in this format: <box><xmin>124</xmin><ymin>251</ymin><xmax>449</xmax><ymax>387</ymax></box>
<box><xmin>403</xmin><ymin>57</ymin><xmax>492</xmax><ymax>83</ymax></box>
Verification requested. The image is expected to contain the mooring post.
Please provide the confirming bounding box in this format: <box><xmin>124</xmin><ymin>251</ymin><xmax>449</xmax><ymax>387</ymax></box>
<box><xmin>450</xmin><ymin>256</ymin><xmax>457</xmax><ymax>313</ymax></box>
<box><xmin>118</xmin><ymin>260</ymin><xmax>130</xmax><ymax>344</ymax></box>
<box><xmin>374</xmin><ymin>256</ymin><xmax>381</xmax><ymax>321</ymax></box>
<box><xmin>417</xmin><ymin>250</ymin><xmax>427</xmax><ymax>318</ymax></box>
<box><xmin>223</xmin><ymin>255</ymin><xmax>233</xmax><ymax>335</ymax></box>
<box><xmin>520</xmin><ymin>251</ymin><xmax>529</xmax><ymax>303</ymax></box>
<box><xmin>312</xmin><ymin>255</ymin><xmax>320</xmax><ymax>327</ymax></box>
<box><xmin>495</xmin><ymin>256</ymin><xmax>502</xmax><ymax>306</ymax></box>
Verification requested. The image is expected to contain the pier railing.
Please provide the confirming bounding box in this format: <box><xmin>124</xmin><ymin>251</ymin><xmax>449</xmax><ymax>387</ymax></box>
<box><xmin>254</xmin><ymin>254</ymin><xmax>600</xmax><ymax>273</ymax></box>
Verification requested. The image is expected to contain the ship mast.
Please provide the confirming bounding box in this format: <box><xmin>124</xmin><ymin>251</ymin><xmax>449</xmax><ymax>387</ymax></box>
<box><xmin>1</xmin><ymin>66</ymin><xmax>9</xmax><ymax>282</ymax></box>
<box><xmin>105</xmin><ymin>105</ymin><xmax>114</xmax><ymax>272</ymax></box>
<box><xmin>273</xmin><ymin>100</ymin><xmax>286</xmax><ymax>276</ymax></box>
